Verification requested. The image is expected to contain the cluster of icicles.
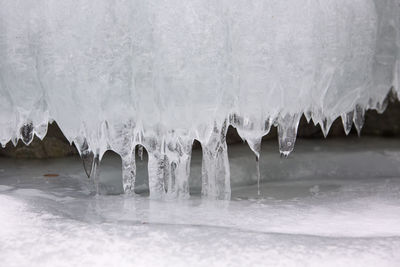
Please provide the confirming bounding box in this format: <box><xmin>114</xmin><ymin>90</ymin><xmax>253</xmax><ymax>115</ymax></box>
<box><xmin>1</xmin><ymin>0</ymin><xmax>400</xmax><ymax>199</ymax></box>
<box><xmin>75</xmin><ymin>100</ymin><xmax>390</xmax><ymax>200</ymax></box>
<box><xmin>5</xmin><ymin>97</ymin><xmax>397</xmax><ymax>200</ymax></box>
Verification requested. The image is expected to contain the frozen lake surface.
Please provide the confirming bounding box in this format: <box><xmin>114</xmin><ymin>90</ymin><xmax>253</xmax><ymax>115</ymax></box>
<box><xmin>1</xmin><ymin>137</ymin><xmax>400</xmax><ymax>266</ymax></box>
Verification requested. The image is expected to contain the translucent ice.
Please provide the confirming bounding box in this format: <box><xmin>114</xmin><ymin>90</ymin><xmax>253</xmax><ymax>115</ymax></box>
<box><xmin>0</xmin><ymin>0</ymin><xmax>399</xmax><ymax>199</ymax></box>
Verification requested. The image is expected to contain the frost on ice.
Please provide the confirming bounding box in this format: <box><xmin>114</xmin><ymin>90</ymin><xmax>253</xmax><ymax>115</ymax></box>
<box><xmin>0</xmin><ymin>0</ymin><xmax>399</xmax><ymax>199</ymax></box>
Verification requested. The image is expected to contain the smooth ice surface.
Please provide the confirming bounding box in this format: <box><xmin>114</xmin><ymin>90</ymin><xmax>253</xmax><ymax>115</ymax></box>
<box><xmin>1</xmin><ymin>1</ymin><xmax>400</xmax><ymax>198</ymax></box>
<box><xmin>1</xmin><ymin>138</ymin><xmax>400</xmax><ymax>266</ymax></box>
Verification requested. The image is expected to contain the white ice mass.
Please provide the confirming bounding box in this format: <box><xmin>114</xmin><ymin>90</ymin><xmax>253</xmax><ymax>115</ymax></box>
<box><xmin>0</xmin><ymin>0</ymin><xmax>399</xmax><ymax>199</ymax></box>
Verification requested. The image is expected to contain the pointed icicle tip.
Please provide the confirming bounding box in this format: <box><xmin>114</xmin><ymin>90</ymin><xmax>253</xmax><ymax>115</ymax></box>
<box><xmin>341</xmin><ymin>111</ymin><xmax>354</xmax><ymax>135</ymax></box>
<box><xmin>320</xmin><ymin>118</ymin><xmax>333</xmax><ymax>138</ymax></box>
<box><xmin>11</xmin><ymin>136</ymin><xmax>18</xmax><ymax>147</ymax></box>
<box><xmin>247</xmin><ymin>137</ymin><xmax>262</xmax><ymax>159</ymax></box>
<box><xmin>304</xmin><ymin>111</ymin><xmax>312</xmax><ymax>123</ymax></box>
<box><xmin>353</xmin><ymin>105</ymin><xmax>365</xmax><ymax>137</ymax></box>
<box><xmin>82</xmin><ymin>151</ymin><xmax>94</xmax><ymax>178</ymax></box>
<box><xmin>263</xmin><ymin>117</ymin><xmax>272</xmax><ymax>136</ymax></box>
<box><xmin>34</xmin><ymin>123</ymin><xmax>48</xmax><ymax>140</ymax></box>
<box><xmin>376</xmin><ymin>97</ymin><xmax>389</xmax><ymax>114</ymax></box>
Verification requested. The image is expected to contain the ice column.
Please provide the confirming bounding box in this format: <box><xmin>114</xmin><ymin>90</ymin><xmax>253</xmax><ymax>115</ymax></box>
<box><xmin>200</xmin><ymin>120</ymin><xmax>230</xmax><ymax>200</ymax></box>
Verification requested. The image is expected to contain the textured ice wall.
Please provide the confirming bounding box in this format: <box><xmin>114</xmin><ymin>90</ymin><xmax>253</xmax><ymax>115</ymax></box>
<box><xmin>0</xmin><ymin>0</ymin><xmax>399</xmax><ymax>199</ymax></box>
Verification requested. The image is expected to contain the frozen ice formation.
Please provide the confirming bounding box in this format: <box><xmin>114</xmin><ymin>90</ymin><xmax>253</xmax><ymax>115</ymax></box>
<box><xmin>0</xmin><ymin>1</ymin><xmax>399</xmax><ymax>199</ymax></box>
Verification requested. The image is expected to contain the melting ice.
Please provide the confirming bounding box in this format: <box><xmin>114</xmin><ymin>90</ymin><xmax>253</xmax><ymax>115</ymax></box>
<box><xmin>0</xmin><ymin>0</ymin><xmax>399</xmax><ymax>199</ymax></box>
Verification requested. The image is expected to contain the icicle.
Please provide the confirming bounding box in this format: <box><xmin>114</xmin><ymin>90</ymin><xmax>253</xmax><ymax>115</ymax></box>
<box><xmin>82</xmin><ymin>151</ymin><xmax>94</xmax><ymax>179</ymax></box>
<box><xmin>247</xmin><ymin>138</ymin><xmax>261</xmax><ymax>159</ymax></box>
<box><xmin>74</xmin><ymin>138</ymin><xmax>94</xmax><ymax>178</ymax></box>
<box><xmin>163</xmin><ymin>154</ymin><xmax>170</xmax><ymax>195</ymax></box>
<box><xmin>277</xmin><ymin>114</ymin><xmax>300</xmax><ymax>157</ymax></box>
<box><xmin>122</xmin><ymin>151</ymin><xmax>136</xmax><ymax>193</ymax></box>
<box><xmin>165</xmin><ymin>137</ymin><xmax>192</xmax><ymax>199</ymax></box>
<box><xmin>30</xmin><ymin>96</ymin><xmax>49</xmax><ymax>141</ymax></box>
<box><xmin>166</xmin><ymin>160</ymin><xmax>175</xmax><ymax>197</ymax></box>
<box><xmin>20</xmin><ymin>122</ymin><xmax>34</xmax><ymax>145</ymax></box>
<box><xmin>34</xmin><ymin>122</ymin><xmax>48</xmax><ymax>140</ymax></box>
<box><xmin>341</xmin><ymin>111</ymin><xmax>354</xmax><ymax>135</ymax></box>
<box><xmin>320</xmin><ymin>118</ymin><xmax>333</xmax><ymax>138</ymax></box>
<box><xmin>147</xmin><ymin>152</ymin><xmax>167</xmax><ymax>199</ymax></box>
<box><xmin>353</xmin><ymin>105</ymin><xmax>365</xmax><ymax>136</ymax></box>
<box><xmin>247</xmin><ymin>137</ymin><xmax>262</xmax><ymax>196</ymax></box>
<box><xmin>264</xmin><ymin>117</ymin><xmax>272</xmax><ymax>135</ymax></box>
<box><xmin>201</xmin><ymin>120</ymin><xmax>230</xmax><ymax>200</ymax></box>
<box><xmin>138</xmin><ymin>144</ymin><xmax>144</xmax><ymax>160</ymax></box>
<box><xmin>304</xmin><ymin>111</ymin><xmax>312</xmax><ymax>123</ymax></box>
<box><xmin>376</xmin><ymin>97</ymin><xmax>389</xmax><ymax>114</ymax></box>
<box><xmin>107</xmin><ymin>122</ymin><xmax>137</xmax><ymax>193</ymax></box>
<box><xmin>173</xmin><ymin>151</ymin><xmax>191</xmax><ymax>199</ymax></box>
<box><xmin>11</xmin><ymin>135</ymin><xmax>18</xmax><ymax>147</ymax></box>
<box><xmin>256</xmin><ymin>155</ymin><xmax>261</xmax><ymax>196</ymax></box>
<box><xmin>91</xmin><ymin>152</ymin><xmax>100</xmax><ymax>195</ymax></box>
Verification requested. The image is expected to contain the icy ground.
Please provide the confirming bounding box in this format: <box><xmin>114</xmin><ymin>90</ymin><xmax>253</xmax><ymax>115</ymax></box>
<box><xmin>1</xmin><ymin>137</ymin><xmax>400</xmax><ymax>266</ymax></box>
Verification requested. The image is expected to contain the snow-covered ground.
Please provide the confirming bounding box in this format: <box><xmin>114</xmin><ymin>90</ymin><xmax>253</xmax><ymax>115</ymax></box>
<box><xmin>1</xmin><ymin>137</ymin><xmax>400</xmax><ymax>266</ymax></box>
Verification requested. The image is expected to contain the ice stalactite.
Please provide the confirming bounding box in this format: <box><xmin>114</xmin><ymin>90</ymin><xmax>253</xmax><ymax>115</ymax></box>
<box><xmin>200</xmin><ymin>120</ymin><xmax>231</xmax><ymax>200</ymax></box>
<box><xmin>145</xmin><ymin>137</ymin><xmax>168</xmax><ymax>199</ymax></box>
<box><xmin>164</xmin><ymin>136</ymin><xmax>193</xmax><ymax>199</ymax></box>
<box><xmin>321</xmin><ymin>118</ymin><xmax>334</xmax><ymax>138</ymax></box>
<box><xmin>354</xmin><ymin>105</ymin><xmax>366</xmax><ymax>136</ymax></box>
<box><xmin>30</xmin><ymin>96</ymin><xmax>50</xmax><ymax>141</ymax></box>
<box><xmin>230</xmin><ymin>113</ymin><xmax>269</xmax><ymax>195</ymax></box>
<box><xmin>147</xmin><ymin>152</ymin><xmax>167</xmax><ymax>199</ymax></box>
<box><xmin>91</xmin><ymin>152</ymin><xmax>101</xmax><ymax>195</ymax></box>
<box><xmin>19</xmin><ymin>97</ymin><xmax>50</xmax><ymax>145</ymax></box>
<box><xmin>75</xmin><ymin>138</ymin><xmax>94</xmax><ymax>178</ymax></box>
<box><xmin>108</xmin><ymin>122</ymin><xmax>137</xmax><ymax>193</ymax></box>
<box><xmin>277</xmin><ymin>114</ymin><xmax>300</xmax><ymax>157</ymax></box>
<box><xmin>122</xmin><ymin>151</ymin><xmax>136</xmax><ymax>193</ymax></box>
<box><xmin>255</xmin><ymin>155</ymin><xmax>261</xmax><ymax>196</ymax></box>
<box><xmin>341</xmin><ymin>111</ymin><xmax>354</xmax><ymax>136</ymax></box>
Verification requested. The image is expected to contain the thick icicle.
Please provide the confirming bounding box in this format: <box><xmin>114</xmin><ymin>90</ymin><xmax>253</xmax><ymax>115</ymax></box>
<box><xmin>111</xmin><ymin>123</ymin><xmax>137</xmax><ymax>194</ymax></box>
<box><xmin>277</xmin><ymin>114</ymin><xmax>300</xmax><ymax>157</ymax></box>
<box><xmin>353</xmin><ymin>105</ymin><xmax>365</xmax><ymax>136</ymax></box>
<box><xmin>33</xmin><ymin>123</ymin><xmax>48</xmax><ymax>141</ymax></box>
<box><xmin>145</xmin><ymin>136</ymin><xmax>169</xmax><ymax>199</ymax></box>
<box><xmin>341</xmin><ymin>111</ymin><xmax>354</xmax><ymax>135</ymax></box>
<box><xmin>230</xmin><ymin>113</ymin><xmax>264</xmax><ymax>195</ymax></box>
<box><xmin>91</xmin><ymin>152</ymin><xmax>101</xmax><ymax>195</ymax></box>
<box><xmin>320</xmin><ymin>118</ymin><xmax>333</xmax><ymax>138</ymax></box>
<box><xmin>122</xmin><ymin>151</ymin><xmax>136</xmax><ymax>193</ymax></box>
<box><xmin>201</xmin><ymin>120</ymin><xmax>230</xmax><ymax>200</ymax></box>
<box><xmin>147</xmin><ymin>152</ymin><xmax>167</xmax><ymax>199</ymax></box>
<box><xmin>165</xmin><ymin>137</ymin><xmax>193</xmax><ymax>199</ymax></box>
